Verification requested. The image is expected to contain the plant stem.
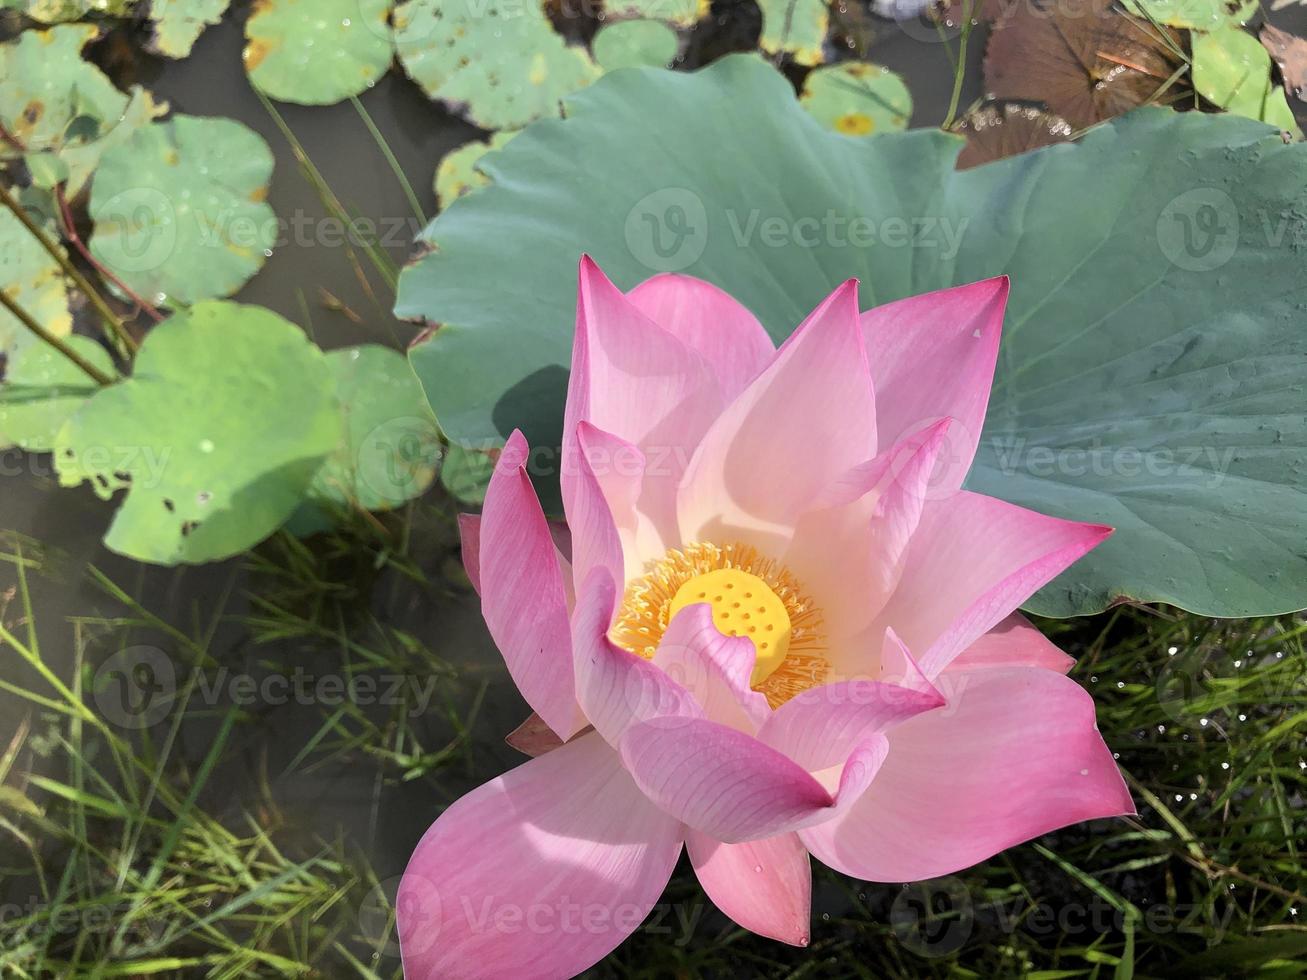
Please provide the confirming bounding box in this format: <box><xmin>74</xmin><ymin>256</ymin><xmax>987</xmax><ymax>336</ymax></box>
<box><xmin>55</xmin><ymin>185</ymin><xmax>164</xmax><ymax>326</ymax></box>
<box><xmin>350</xmin><ymin>96</ymin><xmax>428</xmax><ymax>226</ymax></box>
<box><xmin>0</xmin><ymin>290</ymin><xmax>114</xmax><ymax>385</ymax></box>
<box><xmin>941</xmin><ymin>0</ymin><xmax>975</xmax><ymax>131</ymax></box>
<box><xmin>0</xmin><ymin>182</ymin><xmax>140</xmax><ymax>355</ymax></box>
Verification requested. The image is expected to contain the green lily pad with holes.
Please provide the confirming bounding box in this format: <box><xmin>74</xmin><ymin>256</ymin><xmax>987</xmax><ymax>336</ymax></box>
<box><xmin>0</xmin><ymin>206</ymin><xmax>72</xmax><ymax>357</ymax></box>
<box><xmin>394</xmin><ymin>0</ymin><xmax>600</xmax><ymax>131</ymax></box>
<box><xmin>1</xmin><ymin>0</ymin><xmax>136</xmax><ymax>22</ymax></box>
<box><xmin>305</xmin><ymin>345</ymin><xmax>441</xmax><ymax>514</ymax></box>
<box><xmin>604</xmin><ymin>0</ymin><xmax>707</xmax><ymax>28</ymax></box>
<box><xmin>800</xmin><ymin>61</ymin><xmax>911</xmax><ymax>136</ymax></box>
<box><xmin>0</xmin><ymin>24</ymin><xmax>128</xmax><ymax>162</ymax></box>
<box><xmin>440</xmin><ymin>443</ymin><xmax>495</xmax><ymax>506</ymax></box>
<box><xmin>756</xmin><ymin>0</ymin><xmax>828</xmax><ymax>66</ymax></box>
<box><xmin>1193</xmin><ymin>25</ymin><xmax>1301</xmax><ymax>134</ymax></box>
<box><xmin>435</xmin><ymin>132</ymin><xmax>517</xmax><ymax>210</ymax></box>
<box><xmin>0</xmin><ymin>337</ymin><xmax>117</xmax><ymax>451</ymax></box>
<box><xmin>1122</xmin><ymin>0</ymin><xmax>1257</xmax><ymax>30</ymax></box>
<box><xmin>88</xmin><ymin>113</ymin><xmax>276</xmax><ymax>307</ymax></box>
<box><xmin>54</xmin><ymin>302</ymin><xmax>341</xmax><ymax>564</ymax></box>
<box><xmin>149</xmin><ymin>0</ymin><xmax>232</xmax><ymax>58</ymax></box>
<box><xmin>398</xmin><ymin>55</ymin><xmax>1307</xmax><ymax>618</ymax></box>
<box><xmin>243</xmin><ymin>0</ymin><xmax>392</xmax><ymax>106</ymax></box>
<box><xmin>593</xmin><ymin>20</ymin><xmax>680</xmax><ymax>73</ymax></box>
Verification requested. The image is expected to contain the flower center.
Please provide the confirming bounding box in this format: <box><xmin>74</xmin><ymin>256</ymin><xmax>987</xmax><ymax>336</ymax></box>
<box><xmin>610</xmin><ymin>541</ymin><xmax>828</xmax><ymax>708</ymax></box>
<box><xmin>667</xmin><ymin>568</ymin><xmax>790</xmax><ymax>685</ymax></box>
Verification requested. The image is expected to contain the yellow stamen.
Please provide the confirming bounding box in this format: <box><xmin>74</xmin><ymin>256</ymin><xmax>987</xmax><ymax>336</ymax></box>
<box><xmin>610</xmin><ymin>542</ymin><xmax>829</xmax><ymax>708</ymax></box>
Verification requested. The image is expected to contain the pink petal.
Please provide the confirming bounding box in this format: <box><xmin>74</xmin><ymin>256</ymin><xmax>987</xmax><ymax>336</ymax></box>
<box><xmin>562</xmin><ymin>258</ymin><xmax>721</xmax><ymax>554</ymax></box>
<box><xmin>783</xmin><ymin>421</ymin><xmax>951</xmax><ymax>662</ymax></box>
<box><xmin>947</xmin><ymin>613</ymin><xmax>1075</xmax><ymax>675</ymax></box>
<box><xmin>480</xmin><ymin>431</ymin><xmax>584</xmax><ymax>739</ymax></box>
<box><xmin>677</xmin><ymin>280</ymin><xmax>876</xmax><ymax>551</ymax></box>
<box><xmin>876</xmin><ymin>627</ymin><xmax>949</xmax><ymax>700</ymax></box>
<box><xmin>571</xmin><ymin>568</ymin><xmax>704</xmax><ymax>747</ymax></box>
<box><xmin>618</xmin><ymin>715</ymin><xmax>886</xmax><ymax>843</ymax></box>
<box><xmin>626</xmin><ymin>273</ymin><xmax>775</xmax><ymax>400</ymax></box>
<box><xmin>653</xmin><ymin>603</ymin><xmax>771</xmax><ymax>732</ymax></box>
<box><xmin>799</xmin><ymin>666</ymin><xmax>1134</xmax><ymax>882</ymax></box>
<box><xmin>567</xmin><ymin>422</ymin><xmax>630</xmax><ymax>592</ymax></box>
<box><xmin>686</xmin><ymin>830</ymin><xmax>811</xmax><ymax>946</ymax></box>
<box><xmin>860</xmin><ymin>277</ymin><xmax>1008</xmax><ymax>490</ymax></box>
<box><xmin>757</xmin><ymin>674</ymin><xmax>943</xmax><ymax>771</ymax></box>
<box><xmin>865</xmin><ymin>490</ymin><xmax>1111</xmax><ymax>678</ymax></box>
<box><xmin>398</xmin><ymin>731</ymin><xmax>683</xmax><ymax>980</ymax></box>
<box><xmin>458</xmin><ymin>513</ymin><xmax>481</xmax><ymax>595</ymax></box>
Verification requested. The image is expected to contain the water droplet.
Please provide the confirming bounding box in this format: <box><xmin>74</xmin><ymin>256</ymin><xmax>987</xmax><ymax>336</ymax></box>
<box><xmin>199</xmin><ymin>439</ymin><xmax>215</xmax><ymax>453</ymax></box>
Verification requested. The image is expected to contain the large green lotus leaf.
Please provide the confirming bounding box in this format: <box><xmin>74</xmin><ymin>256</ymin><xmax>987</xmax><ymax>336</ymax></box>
<box><xmin>1193</xmin><ymin>25</ymin><xmax>1300</xmax><ymax>134</ymax></box>
<box><xmin>399</xmin><ymin>55</ymin><xmax>1307</xmax><ymax>618</ymax></box>
<box><xmin>54</xmin><ymin>302</ymin><xmax>341</xmax><ymax>564</ymax></box>
<box><xmin>0</xmin><ymin>24</ymin><xmax>128</xmax><ymax>163</ymax></box>
<box><xmin>800</xmin><ymin>62</ymin><xmax>912</xmax><ymax>136</ymax></box>
<box><xmin>394</xmin><ymin>0</ymin><xmax>599</xmax><ymax>131</ymax></box>
<box><xmin>756</xmin><ymin>0</ymin><xmax>828</xmax><ymax>66</ymax></box>
<box><xmin>88</xmin><ymin>113</ymin><xmax>276</xmax><ymax>307</ymax></box>
<box><xmin>0</xmin><ymin>336</ymin><xmax>116</xmax><ymax>451</ymax></box>
<box><xmin>243</xmin><ymin>0</ymin><xmax>392</xmax><ymax>106</ymax></box>
<box><xmin>0</xmin><ymin>206</ymin><xmax>72</xmax><ymax>357</ymax></box>
<box><xmin>149</xmin><ymin>0</ymin><xmax>231</xmax><ymax>58</ymax></box>
<box><xmin>305</xmin><ymin>345</ymin><xmax>441</xmax><ymax>514</ymax></box>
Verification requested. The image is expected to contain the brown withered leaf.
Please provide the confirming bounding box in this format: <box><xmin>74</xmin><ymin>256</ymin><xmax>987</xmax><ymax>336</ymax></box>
<box><xmin>984</xmin><ymin>0</ymin><xmax>1188</xmax><ymax>130</ymax></box>
<box><xmin>953</xmin><ymin>101</ymin><xmax>1075</xmax><ymax>169</ymax></box>
<box><xmin>1260</xmin><ymin>23</ymin><xmax>1307</xmax><ymax>104</ymax></box>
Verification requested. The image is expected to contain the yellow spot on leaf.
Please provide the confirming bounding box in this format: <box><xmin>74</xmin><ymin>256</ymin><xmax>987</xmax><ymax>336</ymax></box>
<box><xmin>836</xmin><ymin>112</ymin><xmax>875</xmax><ymax>136</ymax></box>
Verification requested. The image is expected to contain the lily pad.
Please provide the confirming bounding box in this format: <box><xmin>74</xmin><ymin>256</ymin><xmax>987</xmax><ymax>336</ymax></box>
<box><xmin>756</xmin><ymin>0</ymin><xmax>828</xmax><ymax>66</ymax></box>
<box><xmin>953</xmin><ymin>101</ymin><xmax>1074</xmax><ymax>169</ymax></box>
<box><xmin>53</xmin><ymin>86</ymin><xmax>169</xmax><ymax>197</ymax></box>
<box><xmin>435</xmin><ymin>132</ymin><xmax>516</xmax><ymax>210</ymax></box>
<box><xmin>439</xmin><ymin>443</ymin><xmax>495</xmax><ymax>505</ymax></box>
<box><xmin>394</xmin><ymin>0</ymin><xmax>600</xmax><ymax>131</ymax></box>
<box><xmin>1122</xmin><ymin>0</ymin><xmax>1258</xmax><ymax>30</ymax></box>
<box><xmin>1192</xmin><ymin>25</ymin><xmax>1300</xmax><ymax>134</ymax></box>
<box><xmin>149</xmin><ymin>0</ymin><xmax>232</xmax><ymax>58</ymax></box>
<box><xmin>243</xmin><ymin>0</ymin><xmax>392</xmax><ymax>106</ymax></box>
<box><xmin>2</xmin><ymin>0</ymin><xmax>135</xmax><ymax>22</ymax></box>
<box><xmin>398</xmin><ymin>55</ymin><xmax>1307</xmax><ymax>618</ymax></box>
<box><xmin>0</xmin><ymin>24</ymin><xmax>128</xmax><ymax>162</ymax></box>
<box><xmin>0</xmin><ymin>206</ymin><xmax>72</xmax><ymax>358</ymax></box>
<box><xmin>799</xmin><ymin>62</ymin><xmax>911</xmax><ymax>135</ymax></box>
<box><xmin>984</xmin><ymin>0</ymin><xmax>1187</xmax><ymax>129</ymax></box>
<box><xmin>305</xmin><ymin>345</ymin><xmax>441</xmax><ymax>514</ymax></box>
<box><xmin>592</xmin><ymin>20</ymin><xmax>680</xmax><ymax>73</ymax></box>
<box><xmin>54</xmin><ymin>302</ymin><xmax>340</xmax><ymax>564</ymax></box>
<box><xmin>0</xmin><ymin>337</ymin><xmax>116</xmax><ymax>452</ymax></box>
<box><xmin>88</xmin><ymin>113</ymin><xmax>276</xmax><ymax>307</ymax></box>
<box><xmin>603</xmin><ymin>0</ymin><xmax>707</xmax><ymax>28</ymax></box>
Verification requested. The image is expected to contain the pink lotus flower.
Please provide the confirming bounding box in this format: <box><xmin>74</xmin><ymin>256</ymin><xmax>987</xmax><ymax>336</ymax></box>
<box><xmin>398</xmin><ymin>257</ymin><xmax>1133</xmax><ymax>978</ymax></box>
